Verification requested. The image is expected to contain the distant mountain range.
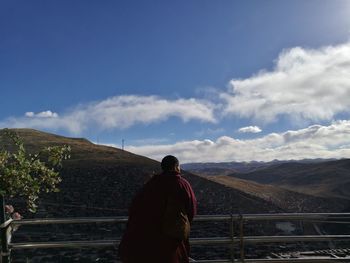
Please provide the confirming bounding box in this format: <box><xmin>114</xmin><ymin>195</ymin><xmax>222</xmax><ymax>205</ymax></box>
<box><xmin>184</xmin><ymin>159</ymin><xmax>350</xmax><ymax>201</ymax></box>
<box><xmin>182</xmin><ymin>158</ymin><xmax>339</xmax><ymax>174</ymax></box>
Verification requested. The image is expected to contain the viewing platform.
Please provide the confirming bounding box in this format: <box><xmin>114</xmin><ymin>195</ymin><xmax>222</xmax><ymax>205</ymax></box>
<box><xmin>2</xmin><ymin>213</ymin><xmax>350</xmax><ymax>263</ymax></box>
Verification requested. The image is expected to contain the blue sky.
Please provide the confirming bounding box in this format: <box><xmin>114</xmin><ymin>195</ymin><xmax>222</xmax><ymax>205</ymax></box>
<box><xmin>1</xmin><ymin>0</ymin><xmax>350</xmax><ymax>162</ymax></box>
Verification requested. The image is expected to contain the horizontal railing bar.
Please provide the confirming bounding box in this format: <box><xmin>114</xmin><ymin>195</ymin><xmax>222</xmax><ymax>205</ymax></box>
<box><xmin>242</xmin><ymin>259</ymin><xmax>350</xmax><ymax>263</ymax></box>
<box><xmin>12</xmin><ymin>215</ymin><xmax>231</xmax><ymax>226</ymax></box>
<box><xmin>191</xmin><ymin>235</ymin><xmax>350</xmax><ymax>245</ymax></box>
<box><xmin>191</xmin><ymin>237</ymin><xmax>233</xmax><ymax>245</ymax></box>
<box><xmin>243</xmin><ymin>235</ymin><xmax>350</xmax><ymax>243</ymax></box>
<box><xmin>9</xmin><ymin>240</ymin><xmax>120</xmax><ymax>250</ymax></box>
<box><xmin>11</xmin><ymin>217</ymin><xmax>128</xmax><ymax>226</ymax></box>
<box><xmin>193</xmin><ymin>215</ymin><xmax>232</xmax><ymax>222</ymax></box>
<box><xmin>194</xmin><ymin>260</ymin><xmax>350</xmax><ymax>263</ymax></box>
<box><xmin>196</xmin><ymin>213</ymin><xmax>350</xmax><ymax>221</ymax></box>
<box><xmin>11</xmin><ymin>213</ymin><xmax>350</xmax><ymax>226</ymax></box>
<box><xmin>10</xmin><ymin>238</ymin><xmax>233</xmax><ymax>249</ymax></box>
<box><xmin>10</xmin><ymin>235</ymin><xmax>350</xmax><ymax>250</ymax></box>
<box><xmin>240</xmin><ymin>213</ymin><xmax>350</xmax><ymax>221</ymax></box>
<box><xmin>192</xmin><ymin>260</ymin><xmax>232</xmax><ymax>263</ymax></box>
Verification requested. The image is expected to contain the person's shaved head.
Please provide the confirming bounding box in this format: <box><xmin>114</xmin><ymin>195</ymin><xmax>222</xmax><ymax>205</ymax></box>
<box><xmin>161</xmin><ymin>155</ymin><xmax>179</xmax><ymax>172</ymax></box>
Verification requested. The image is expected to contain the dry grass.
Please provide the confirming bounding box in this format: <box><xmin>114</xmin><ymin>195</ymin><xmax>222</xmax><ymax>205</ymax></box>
<box><xmin>0</xmin><ymin>128</ymin><xmax>159</xmax><ymax>168</ymax></box>
<box><xmin>202</xmin><ymin>175</ymin><xmax>291</xmax><ymax>204</ymax></box>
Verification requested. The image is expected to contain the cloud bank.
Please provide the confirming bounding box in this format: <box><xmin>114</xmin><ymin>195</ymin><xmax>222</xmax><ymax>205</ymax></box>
<box><xmin>221</xmin><ymin>42</ymin><xmax>350</xmax><ymax>123</ymax></box>
<box><xmin>3</xmin><ymin>42</ymin><xmax>350</xmax><ymax>135</ymax></box>
<box><xmin>0</xmin><ymin>95</ymin><xmax>216</xmax><ymax>134</ymax></box>
<box><xmin>127</xmin><ymin>120</ymin><xmax>350</xmax><ymax>162</ymax></box>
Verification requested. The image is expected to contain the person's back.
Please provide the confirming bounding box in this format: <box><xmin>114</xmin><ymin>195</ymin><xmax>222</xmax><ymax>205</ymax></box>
<box><xmin>118</xmin><ymin>155</ymin><xmax>197</xmax><ymax>263</ymax></box>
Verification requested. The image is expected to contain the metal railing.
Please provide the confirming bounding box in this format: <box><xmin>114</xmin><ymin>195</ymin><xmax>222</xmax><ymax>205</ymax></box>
<box><xmin>2</xmin><ymin>208</ymin><xmax>350</xmax><ymax>263</ymax></box>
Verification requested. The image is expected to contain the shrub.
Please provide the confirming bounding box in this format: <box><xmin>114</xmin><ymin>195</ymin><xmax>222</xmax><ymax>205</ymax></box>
<box><xmin>0</xmin><ymin>129</ymin><xmax>70</xmax><ymax>212</ymax></box>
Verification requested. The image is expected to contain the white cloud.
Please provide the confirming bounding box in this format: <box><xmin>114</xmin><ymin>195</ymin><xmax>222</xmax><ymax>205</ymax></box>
<box><xmin>221</xmin><ymin>42</ymin><xmax>350</xmax><ymax>123</ymax></box>
<box><xmin>0</xmin><ymin>95</ymin><xmax>216</xmax><ymax>134</ymax></box>
<box><xmin>238</xmin><ymin>126</ymin><xmax>262</xmax><ymax>133</ymax></box>
<box><xmin>127</xmin><ymin>120</ymin><xmax>350</xmax><ymax>162</ymax></box>
<box><xmin>25</xmin><ymin>111</ymin><xmax>59</xmax><ymax>118</ymax></box>
<box><xmin>24</xmin><ymin>112</ymin><xmax>35</xmax><ymax>117</ymax></box>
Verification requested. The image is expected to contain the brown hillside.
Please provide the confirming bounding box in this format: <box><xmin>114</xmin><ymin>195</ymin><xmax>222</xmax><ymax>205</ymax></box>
<box><xmin>228</xmin><ymin>160</ymin><xmax>350</xmax><ymax>200</ymax></box>
<box><xmin>200</xmin><ymin>175</ymin><xmax>347</xmax><ymax>212</ymax></box>
<box><xmin>0</xmin><ymin>128</ymin><xmax>159</xmax><ymax>168</ymax></box>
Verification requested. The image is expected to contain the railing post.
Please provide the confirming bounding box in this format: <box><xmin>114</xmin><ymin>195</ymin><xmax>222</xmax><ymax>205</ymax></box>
<box><xmin>0</xmin><ymin>195</ymin><xmax>10</xmax><ymax>263</ymax></box>
<box><xmin>239</xmin><ymin>214</ymin><xmax>245</xmax><ymax>262</ymax></box>
<box><xmin>230</xmin><ymin>214</ymin><xmax>235</xmax><ymax>263</ymax></box>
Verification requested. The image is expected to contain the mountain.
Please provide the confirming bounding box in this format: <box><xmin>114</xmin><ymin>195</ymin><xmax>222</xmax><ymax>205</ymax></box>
<box><xmin>226</xmin><ymin>160</ymin><xmax>350</xmax><ymax>200</ymax></box>
<box><xmin>182</xmin><ymin>161</ymin><xmax>270</xmax><ymax>174</ymax></box>
<box><xmin>0</xmin><ymin>128</ymin><xmax>159</xmax><ymax>168</ymax></box>
<box><xmin>184</xmin><ymin>158</ymin><xmax>350</xmax><ymax>201</ymax></box>
<box><xmin>182</xmin><ymin>159</ymin><xmax>337</xmax><ymax>174</ymax></box>
<box><xmin>198</xmin><ymin>175</ymin><xmax>346</xmax><ymax>213</ymax></box>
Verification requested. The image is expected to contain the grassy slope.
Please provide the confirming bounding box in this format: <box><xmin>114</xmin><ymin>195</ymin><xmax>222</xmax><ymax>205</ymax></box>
<box><xmin>0</xmin><ymin>128</ymin><xmax>159</xmax><ymax>168</ymax></box>
<box><xmin>227</xmin><ymin>160</ymin><xmax>350</xmax><ymax>200</ymax></box>
<box><xmin>199</xmin><ymin>175</ymin><xmax>348</xmax><ymax>212</ymax></box>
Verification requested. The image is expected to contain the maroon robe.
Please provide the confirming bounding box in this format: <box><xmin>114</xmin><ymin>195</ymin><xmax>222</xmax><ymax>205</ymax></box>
<box><xmin>118</xmin><ymin>171</ymin><xmax>197</xmax><ymax>263</ymax></box>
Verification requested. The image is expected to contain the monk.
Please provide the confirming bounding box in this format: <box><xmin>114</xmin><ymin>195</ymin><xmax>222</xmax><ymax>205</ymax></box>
<box><xmin>118</xmin><ymin>155</ymin><xmax>197</xmax><ymax>263</ymax></box>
